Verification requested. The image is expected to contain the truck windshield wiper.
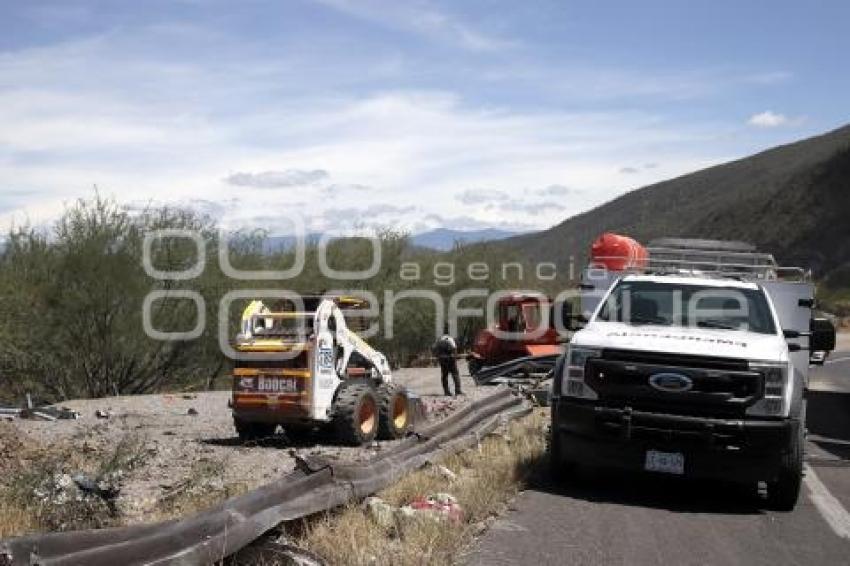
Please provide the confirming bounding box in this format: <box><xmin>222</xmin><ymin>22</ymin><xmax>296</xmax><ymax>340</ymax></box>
<box><xmin>697</xmin><ymin>319</ymin><xmax>739</xmax><ymax>330</ymax></box>
<box><xmin>628</xmin><ymin>316</ymin><xmax>670</xmax><ymax>326</ymax></box>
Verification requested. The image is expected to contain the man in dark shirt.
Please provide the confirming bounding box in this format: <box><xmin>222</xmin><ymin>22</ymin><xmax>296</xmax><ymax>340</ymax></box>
<box><xmin>434</xmin><ymin>327</ymin><xmax>462</xmax><ymax>396</ymax></box>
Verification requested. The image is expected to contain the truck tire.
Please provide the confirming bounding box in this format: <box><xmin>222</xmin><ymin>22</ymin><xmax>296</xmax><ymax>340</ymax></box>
<box><xmin>377</xmin><ymin>383</ymin><xmax>412</xmax><ymax>440</ymax></box>
<box><xmin>234</xmin><ymin>418</ymin><xmax>276</xmax><ymax>441</ymax></box>
<box><xmin>767</xmin><ymin>418</ymin><xmax>804</xmax><ymax>511</ymax></box>
<box><xmin>548</xmin><ymin>424</ymin><xmax>562</xmax><ymax>479</ymax></box>
<box><xmin>548</xmin><ymin>409</ymin><xmax>576</xmax><ymax>481</ymax></box>
<box><xmin>332</xmin><ymin>381</ymin><xmax>379</xmax><ymax>445</ymax></box>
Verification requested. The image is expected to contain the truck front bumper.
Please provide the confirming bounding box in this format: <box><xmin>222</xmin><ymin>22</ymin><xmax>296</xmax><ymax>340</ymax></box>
<box><xmin>552</xmin><ymin>398</ymin><xmax>798</xmax><ymax>483</ymax></box>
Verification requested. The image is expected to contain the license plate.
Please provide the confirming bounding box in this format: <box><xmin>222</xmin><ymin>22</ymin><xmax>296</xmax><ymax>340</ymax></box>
<box><xmin>644</xmin><ymin>450</ymin><xmax>684</xmax><ymax>475</ymax></box>
<box><xmin>257</xmin><ymin>376</ymin><xmax>298</xmax><ymax>393</ymax></box>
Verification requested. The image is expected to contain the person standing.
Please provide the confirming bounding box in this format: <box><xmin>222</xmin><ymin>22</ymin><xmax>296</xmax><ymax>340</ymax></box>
<box><xmin>434</xmin><ymin>327</ymin><xmax>462</xmax><ymax>397</ymax></box>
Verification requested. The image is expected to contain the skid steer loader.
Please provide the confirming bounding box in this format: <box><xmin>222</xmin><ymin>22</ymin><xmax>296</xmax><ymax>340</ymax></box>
<box><xmin>231</xmin><ymin>295</ymin><xmax>412</xmax><ymax>445</ymax></box>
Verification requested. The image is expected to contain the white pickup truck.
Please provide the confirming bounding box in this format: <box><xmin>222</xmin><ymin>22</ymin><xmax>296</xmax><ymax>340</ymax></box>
<box><xmin>550</xmin><ymin>239</ymin><xmax>836</xmax><ymax>510</ymax></box>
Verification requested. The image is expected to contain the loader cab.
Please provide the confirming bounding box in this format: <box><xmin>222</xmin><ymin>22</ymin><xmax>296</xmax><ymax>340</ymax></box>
<box><xmin>250</xmin><ymin>294</ymin><xmax>371</xmax><ymax>337</ymax></box>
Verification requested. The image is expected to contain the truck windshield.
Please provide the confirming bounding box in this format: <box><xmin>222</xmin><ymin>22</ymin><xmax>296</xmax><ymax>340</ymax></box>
<box><xmin>595</xmin><ymin>280</ymin><xmax>777</xmax><ymax>335</ymax></box>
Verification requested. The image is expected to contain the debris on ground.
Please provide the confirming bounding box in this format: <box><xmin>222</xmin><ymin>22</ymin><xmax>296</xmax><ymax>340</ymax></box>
<box><xmin>473</xmin><ymin>354</ymin><xmax>558</xmax><ymax>385</ymax></box>
<box><xmin>187</xmin><ymin>408</ymin><xmax>199</xmax><ymax>416</ymax></box>
<box><xmin>72</xmin><ymin>473</ymin><xmax>120</xmax><ymax>501</ymax></box>
<box><xmin>365</xmin><ymin>493</ymin><xmax>464</xmax><ymax>528</ymax></box>
<box><xmin>18</xmin><ymin>406</ymin><xmax>81</xmax><ymax>421</ymax></box>
<box><xmin>30</xmin><ymin>470</ymin><xmax>119</xmax><ymax>531</ymax></box>
<box><xmin>365</xmin><ymin>496</ymin><xmax>397</xmax><ymax>529</ymax></box>
<box><xmin>95</xmin><ymin>409</ymin><xmax>111</xmax><ymax>419</ymax></box>
<box><xmin>401</xmin><ymin>493</ymin><xmax>464</xmax><ymax>524</ymax></box>
<box><xmin>470</xmin><ymin>353</ymin><xmax>558</xmax><ymax>408</ymax></box>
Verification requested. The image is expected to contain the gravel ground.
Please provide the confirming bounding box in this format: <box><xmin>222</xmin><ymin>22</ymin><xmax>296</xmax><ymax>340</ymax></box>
<box><xmin>4</xmin><ymin>364</ymin><xmax>492</xmax><ymax>525</ymax></box>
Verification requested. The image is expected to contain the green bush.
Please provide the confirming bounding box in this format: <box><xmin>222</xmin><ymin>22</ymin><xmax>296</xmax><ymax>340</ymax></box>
<box><xmin>0</xmin><ymin>194</ymin><xmax>545</xmax><ymax>402</ymax></box>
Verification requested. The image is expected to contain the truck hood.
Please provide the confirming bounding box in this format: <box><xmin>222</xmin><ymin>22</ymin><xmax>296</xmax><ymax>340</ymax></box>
<box><xmin>572</xmin><ymin>321</ymin><xmax>787</xmax><ymax>363</ymax></box>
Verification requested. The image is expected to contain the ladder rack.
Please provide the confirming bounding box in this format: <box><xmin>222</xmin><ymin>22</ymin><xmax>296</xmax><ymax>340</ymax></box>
<box><xmin>591</xmin><ymin>238</ymin><xmax>809</xmax><ymax>282</ymax></box>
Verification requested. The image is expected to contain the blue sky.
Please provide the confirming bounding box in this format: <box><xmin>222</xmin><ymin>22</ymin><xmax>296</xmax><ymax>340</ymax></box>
<box><xmin>0</xmin><ymin>0</ymin><xmax>847</xmax><ymax>234</ymax></box>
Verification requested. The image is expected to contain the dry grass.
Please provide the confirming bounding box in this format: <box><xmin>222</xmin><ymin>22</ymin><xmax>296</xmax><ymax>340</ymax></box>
<box><xmin>0</xmin><ymin>431</ymin><xmax>253</xmax><ymax>538</ymax></box>
<box><xmin>290</xmin><ymin>408</ymin><xmax>547</xmax><ymax>566</ymax></box>
<box><xmin>0</xmin><ymin>433</ymin><xmax>148</xmax><ymax>536</ymax></box>
<box><xmin>0</xmin><ymin>498</ymin><xmax>37</xmax><ymax>538</ymax></box>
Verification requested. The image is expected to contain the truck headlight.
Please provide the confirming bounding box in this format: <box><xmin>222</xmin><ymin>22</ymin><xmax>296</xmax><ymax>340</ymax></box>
<box><xmin>563</xmin><ymin>346</ymin><xmax>601</xmax><ymax>400</ymax></box>
<box><xmin>746</xmin><ymin>361</ymin><xmax>789</xmax><ymax>416</ymax></box>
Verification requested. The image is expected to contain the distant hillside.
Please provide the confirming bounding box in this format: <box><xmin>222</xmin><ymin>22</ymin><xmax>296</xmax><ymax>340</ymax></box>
<box><xmin>260</xmin><ymin>229</ymin><xmax>518</xmax><ymax>253</ymax></box>
<box><xmin>411</xmin><ymin>228</ymin><xmax>518</xmax><ymax>251</ymax></box>
<box><xmin>263</xmin><ymin>233</ymin><xmax>322</xmax><ymax>253</ymax></box>
<box><xmin>501</xmin><ymin>124</ymin><xmax>850</xmax><ymax>281</ymax></box>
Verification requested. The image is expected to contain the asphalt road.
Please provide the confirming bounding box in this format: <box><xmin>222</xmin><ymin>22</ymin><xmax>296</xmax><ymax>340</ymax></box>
<box><xmin>467</xmin><ymin>349</ymin><xmax>850</xmax><ymax>566</ymax></box>
<box><xmin>810</xmin><ymin>348</ymin><xmax>850</xmax><ymax>392</ymax></box>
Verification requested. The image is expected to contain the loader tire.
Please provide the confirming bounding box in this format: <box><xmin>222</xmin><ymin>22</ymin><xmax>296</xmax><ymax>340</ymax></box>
<box><xmin>377</xmin><ymin>384</ymin><xmax>412</xmax><ymax>440</ymax></box>
<box><xmin>234</xmin><ymin>418</ymin><xmax>276</xmax><ymax>441</ymax></box>
<box><xmin>332</xmin><ymin>381</ymin><xmax>379</xmax><ymax>445</ymax></box>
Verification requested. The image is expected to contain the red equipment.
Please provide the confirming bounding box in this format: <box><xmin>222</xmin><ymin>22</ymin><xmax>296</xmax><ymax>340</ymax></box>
<box><xmin>590</xmin><ymin>232</ymin><xmax>648</xmax><ymax>271</ymax></box>
<box><xmin>467</xmin><ymin>293</ymin><xmax>561</xmax><ymax>375</ymax></box>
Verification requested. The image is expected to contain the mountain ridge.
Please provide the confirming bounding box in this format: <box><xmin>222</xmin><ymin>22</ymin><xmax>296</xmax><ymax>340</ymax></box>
<box><xmin>498</xmin><ymin>124</ymin><xmax>850</xmax><ymax>280</ymax></box>
<box><xmin>411</xmin><ymin>228</ymin><xmax>518</xmax><ymax>251</ymax></box>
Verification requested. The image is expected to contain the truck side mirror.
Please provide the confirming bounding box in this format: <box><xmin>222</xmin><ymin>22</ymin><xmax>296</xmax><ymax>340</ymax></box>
<box><xmin>810</xmin><ymin>317</ymin><xmax>836</xmax><ymax>353</ymax></box>
<box><xmin>568</xmin><ymin>314</ymin><xmax>588</xmax><ymax>332</ymax></box>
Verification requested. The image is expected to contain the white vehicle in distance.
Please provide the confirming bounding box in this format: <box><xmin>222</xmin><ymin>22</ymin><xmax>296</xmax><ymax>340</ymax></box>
<box><xmin>550</xmin><ymin>238</ymin><xmax>836</xmax><ymax>510</ymax></box>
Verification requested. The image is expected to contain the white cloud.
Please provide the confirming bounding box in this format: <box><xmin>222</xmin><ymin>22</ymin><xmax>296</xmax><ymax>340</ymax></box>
<box><xmin>0</xmin><ymin>20</ymin><xmax>740</xmax><ymax>236</ymax></box>
<box><xmin>455</xmin><ymin>188</ymin><xmax>510</xmax><ymax>205</ymax></box>
<box><xmin>486</xmin><ymin>200</ymin><xmax>567</xmax><ymax>216</ymax></box>
<box><xmin>312</xmin><ymin>0</ymin><xmax>516</xmax><ymax>52</ymax></box>
<box><xmin>747</xmin><ymin>110</ymin><xmax>788</xmax><ymax>128</ymax></box>
<box><xmin>225</xmin><ymin>169</ymin><xmax>329</xmax><ymax>189</ymax></box>
<box><xmin>420</xmin><ymin>213</ymin><xmax>536</xmax><ymax>233</ymax></box>
<box><xmin>534</xmin><ymin>184</ymin><xmax>574</xmax><ymax>197</ymax></box>
<box><xmin>744</xmin><ymin>71</ymin><xmax>793</xmax><ymax>85</ymax></box>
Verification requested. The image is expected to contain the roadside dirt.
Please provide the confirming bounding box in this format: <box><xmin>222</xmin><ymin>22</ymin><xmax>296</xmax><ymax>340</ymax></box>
<box><xmin>4</xmin><ymin>367</ymin><xmax>487</xmax><ymax>527</ymax></box>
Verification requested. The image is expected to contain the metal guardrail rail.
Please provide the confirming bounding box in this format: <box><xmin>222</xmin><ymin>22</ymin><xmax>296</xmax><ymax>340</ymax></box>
<box><xmin>473</xmin><ymin>354</ymin><xmax>560</xmax><ymax>386</ymax></box>
<box><xmin>0</xmin><ymin>389</ymin><xmax>530</xmax><ymax>566</ymax></box>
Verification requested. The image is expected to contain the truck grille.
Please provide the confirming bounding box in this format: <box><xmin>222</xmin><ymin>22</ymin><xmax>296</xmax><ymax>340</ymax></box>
<box><xmin>586</xmin><ymin>349</ymin><xmax>762</xmax><ymax>418</ymax></box>
<box><xmin>602</xmin><ymin>348</ymin><xmax>748</xmax><ymax>371</ymax></box>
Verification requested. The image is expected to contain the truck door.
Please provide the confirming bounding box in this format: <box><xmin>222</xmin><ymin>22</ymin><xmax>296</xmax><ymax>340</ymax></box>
<box><xmin>761</xmin><ymin>280</ymin><xmax>814</xmax><ymax>379</ymax></box>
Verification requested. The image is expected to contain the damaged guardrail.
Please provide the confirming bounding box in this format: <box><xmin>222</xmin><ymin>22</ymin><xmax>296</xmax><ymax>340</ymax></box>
<box><xmin>472</xmin><ymin>354</ymin><xmax>560</xmax><ymax>386</ymax></box>
<box><xmin>0</xmin><ymin>389</ymin><xmax>531</xmax><ymax>566</ymax></box>
<box><xmin>473</xmin><ymin>354</ymin><xmax>562</xmax><ymax>407</ymax></box>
